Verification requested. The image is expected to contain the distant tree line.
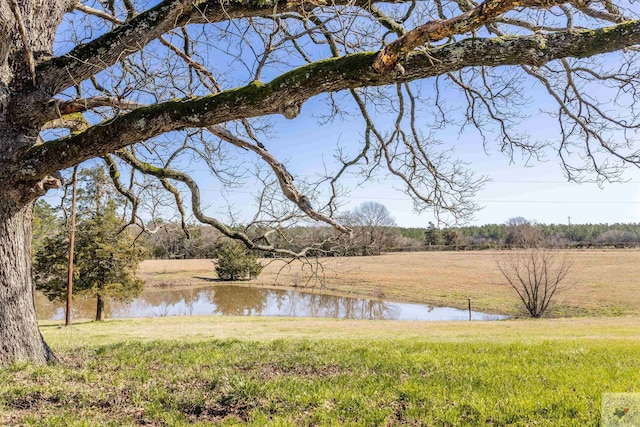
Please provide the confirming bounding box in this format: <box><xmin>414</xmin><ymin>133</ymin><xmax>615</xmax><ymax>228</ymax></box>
<box><xmin>420</xmin><ymin>217</ymin><xmax>640</xmax><ymax>250</ymax></box>
<box><xmin>138</xmin><ymin>218</ymin><xmax>640</xmax><ymax>258</ymax></box>
<box><xmin>138</xmin><ymin>201</ymin><xmax>422</xmax><ymax>259</ymax></box>
<box><xmin>34</xmin><ymin>196</ymin><xmax>640</xmax><ymax>262</ymax></box>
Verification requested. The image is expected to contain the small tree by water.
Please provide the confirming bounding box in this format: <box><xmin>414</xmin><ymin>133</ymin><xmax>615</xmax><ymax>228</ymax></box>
<box><xmin>215</xmin><ymin>242</ymin><xmax>263</xmax><ymax>281</ymax></box>
<box><xmin>34</xmin><ymin>167</ymin><xmax>145</xmax><ymax>321</ymax></box>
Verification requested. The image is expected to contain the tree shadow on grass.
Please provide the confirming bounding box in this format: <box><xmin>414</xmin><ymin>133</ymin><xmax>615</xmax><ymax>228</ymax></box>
<box><xmin>39</xmin><ymin>319</ymin><xmax>96</xmax><ymax>329</ymax></box>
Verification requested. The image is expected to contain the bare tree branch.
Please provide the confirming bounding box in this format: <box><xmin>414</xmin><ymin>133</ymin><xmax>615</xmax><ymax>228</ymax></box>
<box><xmin>55</xmin><ymin>97</ymin><xmax>147</xmax><ymax>116</ymax></box>
<box><xmin>116</xmin><ymin>148</ymin><xmax>333</xmax><ymax>257</ymax></box>
<box><xmin>31</xmin><ymin>0</ymin><xmax>395</xmax><ymax>98</ymax></box>
<box><xmin>75</xmin><ymin>3</ymin><xmax>123</xmax><ymax>24</ymax></box>
<box><xmin>207</xmin><ymin>125</ymin><xmax>350</xmax><ymax>233</ymax></box>
<box><xmin>41</xmin><ymin>113</ymin><xmax>90</xmax><ymax>132</ymax></box>
<box><xmin>18</xmin><ymin>20</ymin><xmax>640</xmax><ymax>184</ymax></box>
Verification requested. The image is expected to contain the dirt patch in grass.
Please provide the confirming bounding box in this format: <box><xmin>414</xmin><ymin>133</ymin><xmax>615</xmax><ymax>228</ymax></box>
<box><xmin>1</xmin><ymin>371</ymin><xmax>253</xmax><ymax>426</ymax></box>
<box><xmin>7</xmin><ymin>391</ymin><xmax>63</xmax><ymax>411</ymax></box>
<box><xmin>245</xmin><ymin>362</ymin><xmax>344</xmax><ymax>380</ymax></box>
<box><xmin>176</xmin><ymin>396</ymin><xmax>252</xmax><ymax>424</ymax></box>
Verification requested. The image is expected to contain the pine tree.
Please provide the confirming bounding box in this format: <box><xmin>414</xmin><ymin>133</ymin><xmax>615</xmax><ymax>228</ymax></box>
<box><xmin>34</xmin><ymin>167</ymin><xmax>145</xmax><ymax>321</ymax></box>
<box><xmin>215</xmin><ymin>241</ymin><xmax>263</xmax><ymax>281</ymax></box>
<box><xmin>32</xmin><ymin>200</ymin><xmax>60</xmax><ymax>258</ymax></box>
<box><xmin>424</xmin><ymin>222</ymin><xmax>444</xmax><ymax>247</ymax></box>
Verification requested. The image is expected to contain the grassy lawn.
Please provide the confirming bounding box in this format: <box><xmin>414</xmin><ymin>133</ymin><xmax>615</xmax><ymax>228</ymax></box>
<box><xmin>12</xmin><ymin>251</ymin><xmax>639</xmax><ymax>424</ymax></box>
<box><xmin>2</xmin><ymin>316</ymin><xmax>640</xmax><ymax>425</ymax></box>
<box><xmin>139</xmin><ymin>250</ymin><xmax>640</xmax><ymax>317</ymax></box>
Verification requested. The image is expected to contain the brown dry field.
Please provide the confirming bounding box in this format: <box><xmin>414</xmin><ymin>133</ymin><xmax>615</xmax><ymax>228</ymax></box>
<box><xmin>139</xmin><ymin>250</ymin><xmax>640</xmax><ymax>317</ymax></box>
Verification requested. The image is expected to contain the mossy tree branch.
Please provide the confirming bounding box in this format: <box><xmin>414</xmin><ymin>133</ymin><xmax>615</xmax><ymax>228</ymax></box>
<box><xmin>372</xmin><ymin>0</ymin><xmax>588</xmax><ymax>73</ymax></box>
<box><xmin>18</xmin><ymin>20</ymin><xmax>640</xmax><ymax>184</ymax></box>
<box><xmin>29</xmin><ymin>0</ymin><xmax>390</xmax><ymax>97</ymax></box>
<box><xmin>12</xmin><ymin>0</ymin><xmax>397</xmax><ymax>128</ymax></box>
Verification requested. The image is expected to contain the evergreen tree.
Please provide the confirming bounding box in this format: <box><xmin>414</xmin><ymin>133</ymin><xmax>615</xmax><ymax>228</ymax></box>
<box><xmin>215</xmin><ymin>241</ymin><xmax>263</xmax><ymax>281</ymax></box>
<box><xmin>442</xmin><ymin>228</ymin><xmax>465</xmax><ymax>247</ymax></box>
<box><xmin>34</xmin><ymin>167</ymin><xmax>145</xmax><ymax>321</ymax></box>
<box><xmin>32</xmin><ymin>200</ymin><xmax>61</xmax><ymax>258</ymax></box>
<box><xmin>424</xmin><ymin>222</ymin><xmax>444</xmax><ymax>247</ymax></box>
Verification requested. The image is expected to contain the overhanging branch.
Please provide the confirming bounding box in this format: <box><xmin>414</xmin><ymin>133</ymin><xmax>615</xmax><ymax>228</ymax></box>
<box><xmin>19</xmin><ymin>20</ymin><xmax>640</xmax><ymax>182</ymax></box>
<box><xmin>56</xmin><ymin>97</ymin><xmax>147</xmax><ymax>115</ymax></box>
<box><xmin>207</xmin><ymin>125</ymin><xmax>351</xmax><ymax>233</ymax></box>
<box><xmin>372</xmin><ymin>0</ymin><xmax>586</xmax><ymax>73</ymax></box>
<box><xmin>116</xmin><ymin>149</ymin><xmax>325</xmax><ymax>256</ymax></box>
<box><xmin>33</xmin><ymin>0</ymin><xmax>391</xmax><ymax>98</ymax></box>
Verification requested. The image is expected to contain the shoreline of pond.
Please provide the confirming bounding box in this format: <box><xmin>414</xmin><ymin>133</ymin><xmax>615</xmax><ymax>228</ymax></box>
<box><xmin>36</xmin><ymin>284</ymin><xmax>509</xmax><ymax>322</ymax></box>
<box><xmin>136</xmin><ymin>253</ymin><xmax>640</xmax><ymax>319</ymax></box>
<box><xmin>137</xmin><ymin>259</ymin><xmax>502</xmax><ymax>315</ymax></box>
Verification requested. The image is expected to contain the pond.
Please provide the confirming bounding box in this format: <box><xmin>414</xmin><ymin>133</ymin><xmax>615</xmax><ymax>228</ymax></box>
<box><xmin>35</xmin><ymin>285</ymin><xmax>507</xmax><ymax>321</ymax></box>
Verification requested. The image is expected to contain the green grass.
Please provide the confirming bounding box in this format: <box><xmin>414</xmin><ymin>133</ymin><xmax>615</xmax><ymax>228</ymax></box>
<box><xmin>2</xmin><ymin>316</ymin><xmax>640</xmax><ymax>425</ymax></box>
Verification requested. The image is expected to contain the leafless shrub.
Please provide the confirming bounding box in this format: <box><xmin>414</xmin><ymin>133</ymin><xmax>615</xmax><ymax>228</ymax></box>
<box><xmin>496</xmin><ymin>250</ymin><xmax>572</xmax><ymax>318</ymax></box>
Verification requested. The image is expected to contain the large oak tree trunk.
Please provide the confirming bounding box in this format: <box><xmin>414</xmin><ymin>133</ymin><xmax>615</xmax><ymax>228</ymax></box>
<box><xmin>0</xmin><ymin>0</ymin><xmax>73</xmax><ymax>366</ymax></box>
<box><xmin>0</xmin><ymin>197</ymin><xmax>55</xmax><ymax>365</ymax></box>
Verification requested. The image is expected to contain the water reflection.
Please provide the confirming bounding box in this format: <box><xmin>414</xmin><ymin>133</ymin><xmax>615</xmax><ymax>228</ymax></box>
<box><xmin>35</xmin><ymin>285</ymin><xmax>507</xmax><ymax>321</ymax></box>
<box><xmin>212</xmin><ymin>286</ymin><xmax>267</xmax><ymax>316</ymax></box>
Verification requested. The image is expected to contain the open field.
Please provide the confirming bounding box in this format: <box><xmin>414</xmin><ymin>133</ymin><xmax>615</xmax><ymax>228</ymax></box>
<box><xmin>139</xmin><ymin>250</ymin><xmax>640</xmax><ymax>317</ymax></box>
<box><xmin>2</xmin><ymin>316</ymin><xmax>639</xmax><ymax>425</ymax></box>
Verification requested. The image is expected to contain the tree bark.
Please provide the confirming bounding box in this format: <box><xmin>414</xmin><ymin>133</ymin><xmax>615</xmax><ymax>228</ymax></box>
<box><xmin>0</xmin><ymin>196</ymin><xmax>55</xmax><ymax>364</ymax></box>
<box><xmin>0</xmin><ymin>0</ymin><xmax>71</xmax><ymax>366</ymax></box>
<box><xmin>95</xmin><ymin>295</ymin><xmax>105</xmax><ymax>322</ymax></box>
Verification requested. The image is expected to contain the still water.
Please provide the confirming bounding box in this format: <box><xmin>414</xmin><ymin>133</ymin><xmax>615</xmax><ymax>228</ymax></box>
<box><xmin>35</xmin><ymin>285</ymin><xmax>507</xmax><ymax>321</ymax></box>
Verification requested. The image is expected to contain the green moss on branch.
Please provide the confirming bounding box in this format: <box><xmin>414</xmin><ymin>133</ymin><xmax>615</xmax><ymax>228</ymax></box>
<box><xmin>21</xmin><ymin>20</ymin><xmax>640</xmax><ymax>182</ymax></box>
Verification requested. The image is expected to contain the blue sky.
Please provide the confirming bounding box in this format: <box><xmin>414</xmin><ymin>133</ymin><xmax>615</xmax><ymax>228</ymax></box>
<box><xmin>322</xmin><ymin>146</ymin><xmax>639</xmax><ymax>228</ymax></box>
<box><xmin>351</xmin><ymin>163</ymin><xmax>640</xmax><ymax>227</ymax></box>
